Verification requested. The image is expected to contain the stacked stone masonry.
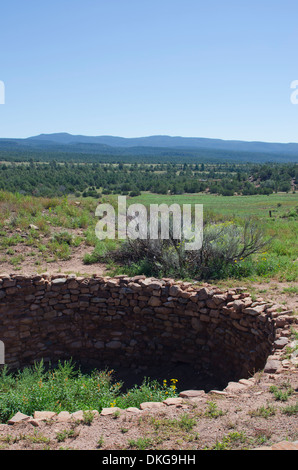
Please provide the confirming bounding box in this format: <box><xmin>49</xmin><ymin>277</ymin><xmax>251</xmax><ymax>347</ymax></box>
<box><xmin>0</xmin><ymin>274</ymin><xmax>296</xmax><ymax>383</ymax></box>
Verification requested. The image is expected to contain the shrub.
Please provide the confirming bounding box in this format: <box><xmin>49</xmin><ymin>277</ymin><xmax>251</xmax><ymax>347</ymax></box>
<box><xmin>109</xmin><ymin>219</ymin><xmax>272</xmax><ymax>281</ymax></box>
<box><xmin>83</xmin><ymin>240</ymin><xmax>118</xmax><ymax>265</ymax></box>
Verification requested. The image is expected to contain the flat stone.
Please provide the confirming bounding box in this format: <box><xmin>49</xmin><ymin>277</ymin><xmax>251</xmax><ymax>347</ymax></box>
<box><xmin>101</xmin><ymin>407</ymin><xmax>122</xmax><ymax>416</ymax></box>
<box><xmin>8</xmin><ymin>412</ymin><xmax>31</xmax><ymax>425</ymax></box>
<box><xmin>52</xmin><ymin>278</ymin><xmax>67</xmax><ymax>285</ymax></box>
<box><xmin>140</xmin><ymin>402</ymin><xmax>166</xmax><ymax>410</ymax></box>
<box><xmin>33</xmin><ymin>411</ymin><xmax>56</xmax><ymax>421</ymax></box>
<box><xmin>274</xmin><ymin>337</ymin><xmax>288</xmax><ymax>349</ymax></box>
<box><xmin>179</xmin><ymin>390</ymin><xmax>206</xmax><ymax>399</ymax></box>
<box><xmin>71</xmin><ymin>410</ymin><xmax>84</xmax><ymax>421</ymax></box>
<box><xmin>125</xmin><ymin>407</ymin><xmax>142</xmax><ymax>413</ymax></box>
<box><xmin>239</xmin><ymin>378</ymin><xmax>255</xmax><ymax>386</ymax></box>
<box><xmin>243</xmin><ymin>305</ymin><xmax>265</xmax><ymax>316</ymax></box>
<box><xmin>57</xmin><ymin>411</ymin><xmax>72</xmax><ymax>422</ymax></box>
<box><xmin>224</xmin><ymin>382</ymin><xmax>247</xmax><ymax>393</ymax></box>
<box><xmin>163</xmin><ymin>397</ymin><xmax>185</xmax><ymax>406</ymax></box>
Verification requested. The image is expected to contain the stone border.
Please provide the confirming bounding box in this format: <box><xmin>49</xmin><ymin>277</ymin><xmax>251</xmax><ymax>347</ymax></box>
<box><xmin>0</xmin><ymin>273</ymin><xmax>297</xmax><ymax>383</ymax></box>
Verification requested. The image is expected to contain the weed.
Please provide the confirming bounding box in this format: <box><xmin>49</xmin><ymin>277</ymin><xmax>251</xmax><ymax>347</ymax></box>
<box><xmin>83</xmin><ymin>410</ymin><xmax>95</xmax><ymax>425</ymax></box>
<box><xmin>269</xmin><ymin>383</ymin><xmax>293</xmax><ymax>401</ymax></box>
<box><xmin>128</xmin><ymin>437</ymin><xmax>153</xmax><ymax>450</ymax></box>
<box><xmin>249</xmin><ymin>404</ymin><xmax>276</xmax><ymax>419</ymax></box>
<box><xmin>281</xmin><ymin>402</ymin><xmax>298</xmax><ymax>415</ymax></box>
<box><xmin>56</xmin><ymin>429</ymin><xmax>75</xmax><ymax>443</ymax></box>
<box><xmin>206</xmin><ymin>431</ymin><xmax>247</xmax><ymax>450</ymax></box>
<box><xmin>204</xmin><ymin>401</ymin><xmax>225</xmax><ymax>418</ymax></box>
<box><xmin>96</xmin><ymin>435</ymin><xmax>105</xmax><ymax>448</ymax></box>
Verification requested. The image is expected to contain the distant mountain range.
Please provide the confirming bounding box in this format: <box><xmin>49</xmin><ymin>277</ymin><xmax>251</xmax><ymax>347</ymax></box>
<box><xmin>0</xmin><ymin>133</ymin><xmax>297</xmax><ymax>163</ymax></box>
<box><xmin>27</xmin><ymin>133</ymin><xmax>298</xmax><ymax>154</ymax></box>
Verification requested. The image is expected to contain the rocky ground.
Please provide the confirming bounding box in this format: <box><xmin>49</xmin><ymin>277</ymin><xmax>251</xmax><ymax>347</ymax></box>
<box><xmin>0</xmin><ymin>340</ymin><xmax>297</xmax><ymax>451</ymax></box>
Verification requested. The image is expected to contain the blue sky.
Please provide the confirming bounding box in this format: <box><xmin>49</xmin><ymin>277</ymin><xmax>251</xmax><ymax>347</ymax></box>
<box><xmin>0</xmin><ymin>0</ymin><xmax>298</xmax><ymax>142</ymax></box>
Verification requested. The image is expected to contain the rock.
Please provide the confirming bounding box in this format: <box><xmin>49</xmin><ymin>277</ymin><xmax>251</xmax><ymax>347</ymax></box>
<box><xmin>52</xmin><ymin>278</ymin><xmax>67</xmax><ymax>285</ymax></box>
<box><xmin>233</xmin><ymin>300</ymin><xmax>244</xmax><ymax>311</ymax></box>
<box><xmin>163</xmin><ymin>397</ymin><xmax>185</xmax><ymax>406</ymax></box>
<box><xmin>148</xmin><ymin>296</ymin><xmax>162</xmax><ymax>307</ymax></box>
<box><xmin>234</xmin><ymin>287</ymin><xmax>247</xmax><ymax>293</ymax></box>
<box><xmin>213</xmin><ymin>294</ymin><xmax>227</xmax><ymax>305</ymax></box>
<box><xmin>8</xmin><ymin>412</ymin><xmax>31</xmax><ymax>425</ymax></box>
<box><xmin>239</xmin><ymin>378</ymin><xmax>255</xmax><ymax>386</ymax></box>
<box><xmin>125</xmin><ymin>407</ymin><xmax>142</xmax><ymax>413</ymax></box>
<box><xmin>264</xmin><ymin>358</ymin><xmax>281</xmax><ymax>373</ymax></box>
<box><xmin>101</xmin><ymin>407</ymin><xmax>122</xmax><ymax>416</ymax></box>
<box><xmin>107</xmin><ymin>279</ymin><xmax>119</xmax><ymax>287</ymax></box>
<box><xmin>169</xmin><ymin>286</ymin><xmax>183</xmax><ymax>297</ymax></box>
<box><xmin>197</xmin><ymin>287</ymin><xmax>209</xmax><ymax>300</ymax></box>
<box><xmin>243</xmin><ymin>305</ymin><xmax>265</xmax><ymax>316</ymax></box>
<box><xmin>224</xmin><ymin>382</ymin><xmax>247</xmax><ymax>393</ymax></box>
<box><xmin>140</xmin><ymin>278</ymin><xmax>159</xmax><ymax>288</ymax></box>
<box><xmin>179</xmin><ymin>390</ymin><xmax>206</xmax><ymax>399</ymax></box>
<box><xmin>33</xmin><ymin>411</ymin><xmax>56</xmax><ymax>421</ymax></box>
<box><xmin>29</xmin><ymin>224</ymin><xmax>39</xmax><ymax>230</ymax></box>
<box><xmin>274</xmin><ymin>337</ymin><xmax>288</xmax><ymax>349</ymax></box>
<box><xmin>71</xmin><ymin>410</ymin><xmax>84</xmax><ymax>422</ymax></box>
<box><xmin>57</xmin><ymin>411</ymin><xmax>72</xmax><ymax>422</ymax></box>
<box><xmin>140</xmin><ymin>402</ymin><xmax>166</xmax><ymax>410</ymax></box>
<box><xmin>28</xmin><ymin>418</ymin><xmax>42</xmax><ymax>427</ymax></box>
<box><xmin>148</xmin><ymin>281</ymin><xmax>164</xmax><ymax>290</ymax></box>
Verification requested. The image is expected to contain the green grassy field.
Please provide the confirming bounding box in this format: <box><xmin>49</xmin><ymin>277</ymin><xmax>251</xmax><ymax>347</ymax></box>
<box><xmin>108</xmin><ymin>192</ymin><xmax>298</xmax><ymax>282</ymax></box>
<box><xmin>126</xmin><ymin>191</ymin><xmax>298</xmax><ymax>218</ymax></box>
<box><xmin>0</xmin><ymin>190</ymin><xmax>297</xmax><ymax>282</ymax></box>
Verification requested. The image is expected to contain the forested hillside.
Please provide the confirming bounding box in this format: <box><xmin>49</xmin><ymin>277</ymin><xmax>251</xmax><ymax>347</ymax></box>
<box><xmin>0</xmin><ymin>161</ymin><xmax>296</xmax><ymax>198</ymax></box>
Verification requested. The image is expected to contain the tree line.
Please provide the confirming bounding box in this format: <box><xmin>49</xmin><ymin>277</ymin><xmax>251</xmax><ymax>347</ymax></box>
<box><xmin>0</xmin><ymin>161</ymin><xmax>296</xmax><ymax>198</ymax></box>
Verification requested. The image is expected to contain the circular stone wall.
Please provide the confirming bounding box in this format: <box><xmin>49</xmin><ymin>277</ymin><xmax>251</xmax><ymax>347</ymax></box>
<box><xmin>0</xmin><ymin>274</ymin><xmax>278</xmax><ymax>390</ymax></box>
